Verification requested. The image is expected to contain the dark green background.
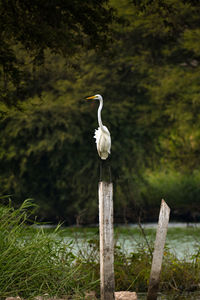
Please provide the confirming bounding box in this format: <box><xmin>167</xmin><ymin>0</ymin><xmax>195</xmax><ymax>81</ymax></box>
<box><xmin>1</xmin><ymin>0</ymin><xmax>200</xmax><ymax>224</ymax></box>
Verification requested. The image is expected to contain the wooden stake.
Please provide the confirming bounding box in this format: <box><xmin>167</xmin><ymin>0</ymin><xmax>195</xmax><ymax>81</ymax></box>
<box><xmin>147</xmin><ymin>199</ymin><xmax>170</xmax><ymax>300</ymax></box>
<box><xmin>99</xmin><ymin>181</ymin><xmax>115</xmax><ymax>300</ymax></box>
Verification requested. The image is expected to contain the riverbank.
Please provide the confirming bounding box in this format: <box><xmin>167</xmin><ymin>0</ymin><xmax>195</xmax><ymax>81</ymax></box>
<box><xmin>0</xmin><ymin>200</ymin><xmax>200</xmax><ymax>299</ymax></box>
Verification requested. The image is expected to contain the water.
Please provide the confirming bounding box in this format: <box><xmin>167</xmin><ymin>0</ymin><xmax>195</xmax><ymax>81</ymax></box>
<box><xmin>57</xmin><ymin>222</ymin><xmax>200</xmax><ymax>260</ymax></box>
<box><xmin>41</xmin><ymin>223</ymin><xmax>200</xmax><ymax>299</ymax></box>
<box><xmin>115</xmin><ymin>223</ymin><xmax>200</xmax><ymax>260</ymax></box>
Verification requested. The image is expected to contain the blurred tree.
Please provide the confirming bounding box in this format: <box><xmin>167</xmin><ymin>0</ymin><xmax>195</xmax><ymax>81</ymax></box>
<box><xmin>1</xmin><ymin>0</ymin><xmax>200</xmax><ymax>223</ymax></box>
<box><xmin>0</xmin><ymin>98</ymin><xmax>100</xmax><ymax>223</ymax></box>
<box><xmin>0</xmin><ymin>0</ymin><xmax>115</xmax><ymax>105</ymax></box>
<box><xmin>126</xmin><ymin>0</ymin><xmax>200</xmax><ymax>169</ymax></box>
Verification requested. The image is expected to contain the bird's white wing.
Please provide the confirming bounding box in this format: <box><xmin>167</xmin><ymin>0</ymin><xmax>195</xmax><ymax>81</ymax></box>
<box><xmin>94</xmin><ymin>126</ymin><xmax>111</xmax><ymax>160</ymax></box>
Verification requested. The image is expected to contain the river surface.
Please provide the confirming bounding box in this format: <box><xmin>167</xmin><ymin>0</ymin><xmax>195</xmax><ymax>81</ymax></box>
<box><xmin>41</xmin><ymin>223</ymin><xmax>200</xmax><ymax>299</ymax></box>
<box><xmin>55</xmin><ymin>222</ymin><xmax>200</xmax><ymax>260</ymax></box>
<box><xmin>115</xmin><ymin>222</ymin><xmax>200</xmax><ymax>260</ymax></box>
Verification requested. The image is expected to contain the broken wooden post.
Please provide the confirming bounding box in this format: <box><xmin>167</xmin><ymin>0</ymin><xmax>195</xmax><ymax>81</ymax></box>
<box><xmin>99</xmin><ymin>181</ymin><xmax>115</xmax><ymax>300</ymax></box>
<box><xmin>147</xmin><ymin>199</ymin><xmax>170</xmax><ymax>300</ymax></box>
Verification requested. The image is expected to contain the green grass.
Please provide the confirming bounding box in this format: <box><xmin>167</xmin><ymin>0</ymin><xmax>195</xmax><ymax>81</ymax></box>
<box><xmin>0</xmin><ymin>200</ymin><xmax>200</xmax><ymax>299</ymax></box>
<box><xmin>0</xmin><ymin>199</ymin><xmax>99</xmax><ymax>299</ymax></box>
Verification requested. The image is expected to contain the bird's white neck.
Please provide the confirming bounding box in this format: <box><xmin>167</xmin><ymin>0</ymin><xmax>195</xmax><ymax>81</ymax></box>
<box><xmin>98</xmin><ymin>97</ymin><xmax>104</xmax><ymax>130</ymax></box>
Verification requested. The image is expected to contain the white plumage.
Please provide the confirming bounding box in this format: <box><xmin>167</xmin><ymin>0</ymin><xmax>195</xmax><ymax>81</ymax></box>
<box><xmin>86</xmin><ymin>94</ymin><xmax>111</xmax><ymax>160</ymax></box>
<box><xmin>94</xmin><ymin>125</ymin><xmax>111</xmax><ymax>160</ymax></box>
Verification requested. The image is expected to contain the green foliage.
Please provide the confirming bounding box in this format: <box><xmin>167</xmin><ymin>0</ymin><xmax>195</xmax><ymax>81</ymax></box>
<box><xmin>0</xmin><ymin>200</ymin><xmax>200</xmax><ymax>298</ymax></box>
<box><xmin>0</xmin><ymin>99</ymin><xmax>100</xmax><ymax>223</ymax></box>
<box><xmin>161</xmin><ymin>250</ymin><xmax>200</xmax><ymax>292</ymax></box>
<box><xmin>0</xmin><ymin>199</ymin><xmax>99</xmax><ymax>298</ymax></box>
<box><xmin>0</xmin><ymin>0</ymin><xmax>115</xmax><ymax>104</ymax></box>
<box><xmin>114</xmin><ymin>245</ymin><xmax>151</xmax><ymax>292</ymax></box>
<box><xmin>73</xmin><ymin>228</ymin><xmax>200</xmax><ymax>294</ymax></box>
<box><xmin>142</xmin><ymin>170</ymin><xmax>200</xmax><ymax>220</ymax></box>
<box><xmin>1</xmin><ymin>0</ymin><xmax>200</xmax><ymax>223</ymax></box>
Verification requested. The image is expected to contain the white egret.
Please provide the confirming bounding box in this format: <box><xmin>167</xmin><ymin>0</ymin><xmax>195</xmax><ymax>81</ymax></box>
<box><xmin>86</xmin><ymin>94</ymin><xmax>111</xmax><ymax>160</ymax></box>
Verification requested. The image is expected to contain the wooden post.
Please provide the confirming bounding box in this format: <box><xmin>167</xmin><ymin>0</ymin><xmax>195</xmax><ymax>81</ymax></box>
<box><xmin>147</xmin><ymin>199</ymin><xmax>170</xmax><ymax>300</ymax></box>
<box><xmin>99</xmin><ymin>181</ymin><xmax>115</xmax><ymax>300</ymax></box>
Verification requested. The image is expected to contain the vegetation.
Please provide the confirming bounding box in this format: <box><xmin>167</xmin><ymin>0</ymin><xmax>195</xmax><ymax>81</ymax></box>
<box><xmin>0</xmin><ymin>0</ymin><xmax>115</xmax><ymax>104</ymax></box>
<box><xmin>1</xmin><ymin>0</ymin><xmax>200</xmax><ymax>223</ymax></box>
<box><xmin>1</xmin><ymin>1</ymin><xmax>200</xmax><ymax>299</ymax></box>
<box><xmin>0</xmin><ymin>199</ymin><xmax>99</xmax><ymax>299</ymax></box>
<box><xmin>0</xmin><ymin>200</ymin><xmax>199</xmax><ymax>299</ymax></box>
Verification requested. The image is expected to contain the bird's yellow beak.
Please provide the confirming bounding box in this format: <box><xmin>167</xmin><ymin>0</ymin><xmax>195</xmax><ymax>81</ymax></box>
<box><xmin>86</xmin><ymin>95</ymin><xmax>96</xmax><ymax>100</ymax></box>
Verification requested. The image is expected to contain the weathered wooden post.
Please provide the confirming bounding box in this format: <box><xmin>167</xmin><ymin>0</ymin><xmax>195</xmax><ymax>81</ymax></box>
<box><xmin>147</xmin><ymin>199</ymin><xmax>170</xmax><ymax>300</ymax></box>
<box><xmin>99</xmin><ymin>181</ymin><xmax>115</xmax><ymax>300</ymax></box>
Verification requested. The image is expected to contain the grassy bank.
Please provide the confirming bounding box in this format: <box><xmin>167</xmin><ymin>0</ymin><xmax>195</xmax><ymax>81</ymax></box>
<box><xmin>0</xmin><ymin>199</ymin><xmax>98</xmax><ymax>299</ymax></box>
<box><xmin>0</xmin><ymin>200</ymin><xmax>200</xmax><ymax>299</ymax></box>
